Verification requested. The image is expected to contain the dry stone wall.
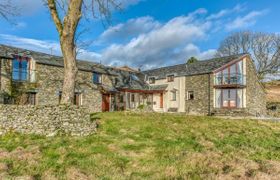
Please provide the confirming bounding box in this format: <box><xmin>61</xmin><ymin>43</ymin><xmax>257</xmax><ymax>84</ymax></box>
<box><xmin>0</xmin><ymin>105</ymin><xmax>97</xmax><ymax>136</ymax></box>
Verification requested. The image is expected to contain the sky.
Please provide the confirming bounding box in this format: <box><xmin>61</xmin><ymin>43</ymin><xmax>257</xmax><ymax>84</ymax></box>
<box><xmin>0</xmin><ymin>0</ymin><xmax>279</xmax><ymax>70</ymax></box>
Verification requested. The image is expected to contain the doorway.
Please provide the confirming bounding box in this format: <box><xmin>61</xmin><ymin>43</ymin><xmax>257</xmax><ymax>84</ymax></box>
<box><xmin>102</xmin><ymin>94</ymin><xmax>110</xmax><ymax>112</ymax></box>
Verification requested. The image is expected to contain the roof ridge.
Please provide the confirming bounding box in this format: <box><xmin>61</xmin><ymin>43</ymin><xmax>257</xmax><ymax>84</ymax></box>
<box><xmin>142</xmin><ymin>53</ymin><xmax>248</xmax><ymax>72</ymax></box>
<box><xmin>0</xmin><ymin>44</ymin><xmax>102</xmax><ymax>66</ymax></box>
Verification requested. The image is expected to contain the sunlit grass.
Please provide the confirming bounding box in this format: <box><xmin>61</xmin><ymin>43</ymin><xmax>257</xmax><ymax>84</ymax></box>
<box><xmin>0</xmin><ymin>112</ymin><xmax>280</xmax><ymax>179</ymax></box>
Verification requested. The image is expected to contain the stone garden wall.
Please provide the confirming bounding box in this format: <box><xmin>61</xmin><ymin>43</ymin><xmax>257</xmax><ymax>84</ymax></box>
<box><xmin>0</xmin><ymin>105</ymin><xmax>97</xmax><ymax>136</ymax></box>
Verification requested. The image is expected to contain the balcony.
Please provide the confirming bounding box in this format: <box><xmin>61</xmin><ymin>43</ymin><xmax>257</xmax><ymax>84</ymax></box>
<box><xmin>12</xmin><ymin>69</ymin><xmax>37</xmax><ymax>83</ymax></box>
<box><xmin>214</xmin><ymin>73</ymin><xmax>246</xmax><ymax>88</ymax></box>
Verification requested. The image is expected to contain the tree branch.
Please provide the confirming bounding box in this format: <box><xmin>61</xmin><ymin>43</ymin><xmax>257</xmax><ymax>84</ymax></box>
<box><xmin>47</xmin><ymin>0</ymin><xmax>63</xmax><ymax>36</ymax></box>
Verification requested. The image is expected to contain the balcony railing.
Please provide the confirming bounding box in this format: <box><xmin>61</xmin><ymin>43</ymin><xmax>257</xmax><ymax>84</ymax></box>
<box><xmin>214</xmin><ymin>73</ymin><xmax>246</xmax><ymax>86</ymax></box>
<box><xmin>12</xmin><ymin>69</ymin><xmax>37</xmax><ymax>83</ymax></box>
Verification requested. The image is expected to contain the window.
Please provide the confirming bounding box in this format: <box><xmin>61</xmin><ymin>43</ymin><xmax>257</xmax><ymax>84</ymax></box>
<box><xmin>74</xmin><ymin>93</ymin><xmax>82</xmax><ymax>106</ymax></box>
<box><xmin>58</xmin><ymin>92</ymin><xmax>82</xmax><ymax>106</ymax></box>
<box><xmin>215</xmin><ymin>60</ymin><xmax>245</xmax><ymax>85</ymax></box>
<box><xmin>131</xmin><ymin>94</ymin><xmax>135</xmax><ymax>102</ymax></box>
<box><xmin>171</xmin><ymin>90</ymin><xmax>176</xmax><ymax>101</ymax></box>
<box><xmin>187</xmin><ymin>91</ymin><xmax>194</xmax><ymax>100</ymax></box>
<box><xmin>93</xmin><ymin>73</ymin><xmax>102</xmax><ymax>84</ymax></box>
<box><xmin>58</xmin><ymin>92</ymin><xmax>62</xmax><ymax>104</ymax></box>
<box><xmin>27</xmin><ymin>92</ymin><xmax>36</xmax><ymax>105</ymax></box>
<box><xmin>167</xmin><ymin>75</ymin><xmax>174</xmax><ymax>82</ymax></box>
<box><xmin>215</xmin><ymin>89</ymin><xmax>243</xmax><ymax>108</ymax></box>
<box><xmin>149</xmin><ymin>77</ymin><xmax>155</xmax><ymax>84</ymax></box>
<box><xmin>12</xmin><ymin>58</ymin><xmax>29</xmax><ymax>81</ymax></box>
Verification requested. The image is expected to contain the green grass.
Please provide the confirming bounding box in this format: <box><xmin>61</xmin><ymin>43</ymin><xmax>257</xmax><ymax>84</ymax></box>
<box><xmin>1</xmin><ymin>112</ymin><xmax>280</xmax><ymax>179</ymax></box>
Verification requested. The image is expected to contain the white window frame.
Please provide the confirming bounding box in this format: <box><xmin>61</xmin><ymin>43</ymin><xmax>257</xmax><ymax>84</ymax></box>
<box><xmin>171</xmin><ymin>91</ymin><xmax>176</xmax><ymax>101</ymax></box>
<box><xmin>187</xmin><ymin>91</ymin><xmax>194</xmax><ymax>100</ymax></box>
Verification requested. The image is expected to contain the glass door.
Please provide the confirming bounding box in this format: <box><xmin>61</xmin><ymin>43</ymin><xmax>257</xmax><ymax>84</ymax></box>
<box><xmin>222</xmin><ymin>89</ymin><xmax>237</xmax><ymax>108</ymax></box>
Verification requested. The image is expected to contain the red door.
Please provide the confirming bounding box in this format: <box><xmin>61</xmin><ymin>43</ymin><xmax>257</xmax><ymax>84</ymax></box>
<box><xmin>160</xmin><ymin>93</ymin><xmax>163</xmax><ymax>108</ymax></box>
<box><xmin>102</xmin><ymin>94</ymin><xmax>110</xmax><ymax>112</ymax></box>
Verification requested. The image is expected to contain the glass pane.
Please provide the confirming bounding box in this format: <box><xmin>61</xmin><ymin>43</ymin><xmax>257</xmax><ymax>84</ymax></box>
<box><xmin>229</xmin><ymin>89</ymin><xmax>236</xmax><ymax>107</ymax></box>
<box><xmin>230</xmin><ymin>64</ymin><xmax>236</xmax><ymax>75</ymax></box>
<box><xmin>12</xmin><ymin>59</ymin><xmax>28</xmax><ymax>81</ymax></box>
<box><xmin>222</xmin><ymin>89</ymin><xmax>229</xmax><ymax>107</ymax></box>
<box><xmin>237</xmin><ymin>61</ymin><xmax>243</xmax><ymax>74</ymax></box>
<box><xmin>215</xmin><ymin>89</ymin><xmax>221</xmax><ymax>108</ymax></box>
<box><xmin>215</xmin><ymin>72</ymin><xmax>222</xmax><ymax>85</ymax></box>
<box><xmin>237</xmin><ymin>89</ymin><xmax>243</xmax><ymax>108</ymax></box>
<box><xmin>21</xmin><ymin>61</ymin><xmax>28</xmax><ymax>80</ymax></box>
<box><xmin>12</xmin><ymin>60</ymin><xmax>20</xmax><ymax>80</ymax></box>
<box><xmin>222</xmin><ymin>69</ymin><xmax>228</xmax><ymax>84</ymax></box>
<box><xmin>93</xmin><ymin>73</ymin><xmax>100</xmax><ymax>83</ymax></box>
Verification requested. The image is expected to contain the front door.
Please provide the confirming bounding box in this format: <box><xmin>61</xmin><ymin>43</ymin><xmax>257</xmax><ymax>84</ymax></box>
<box><xmin>102</xmin><ymin>94</ymin><xmax>110</xmax><ymax>112</ymax></box>
<box><xmin>160</xmin><ymin>93</ymin><xmax>163</xmax><ymax>108</ymax></box>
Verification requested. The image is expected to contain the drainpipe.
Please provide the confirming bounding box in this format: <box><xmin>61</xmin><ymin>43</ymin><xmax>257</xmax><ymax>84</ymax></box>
<box><xmin>208</xmin><ymin>73</ymin><xmax>211</xmax><ymax>116</ymax></box>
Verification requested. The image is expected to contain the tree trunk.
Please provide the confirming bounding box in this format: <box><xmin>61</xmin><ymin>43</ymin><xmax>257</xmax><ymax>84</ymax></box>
<box><xmin>47</xmin><ymin>0</ymin><xmax>83</xmax><ymax>104</ymax></box>
<box><xmin>60</xmin><ymin>39</ymin><xmax>78</xmax><ymax>104</ymax></box>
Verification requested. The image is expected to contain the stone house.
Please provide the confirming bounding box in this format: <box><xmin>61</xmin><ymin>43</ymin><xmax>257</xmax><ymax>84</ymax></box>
<box><xmin>0</xmin><ymin>45</ymin><xmax>165</xmax><ymax>112</ymax></box>
<box><xmin>0</xmin><ymin>45</ymin><xmax>266</xmax><ymax>116</ymax></box>
<box><xmin>143</xmin><ymin>54</ymin><xmax>266</xmax><ymax>116</ymax></box>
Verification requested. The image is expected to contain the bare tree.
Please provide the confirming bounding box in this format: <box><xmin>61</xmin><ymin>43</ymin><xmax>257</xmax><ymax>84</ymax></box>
<box><xmin>216</xmin><ymin>31</ymin><xmax>280</xmax><ymax>80</ymax></box>
<box><xmin>0</xmin><ymin>0</ymin><xmax>19</xmax><ymax>21</ymax></box>
<box><xmin>44</xmin><ymin>0</ymin><xmax>119</xmax><ymax>104</ymax></box>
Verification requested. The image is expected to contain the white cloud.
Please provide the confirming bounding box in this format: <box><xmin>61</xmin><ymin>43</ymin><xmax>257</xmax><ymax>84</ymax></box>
<box><xmin>0</xmin><ymin>4</ymin><xmax>269</xmax><ymax>70</ymax></box>
<box><xmin>226</xmin><ymin>10</ymin><xmax>268</xmax><ymax>31</ymax></box>
<box><xmin>98</xmin><ymin>16</ymin><xmax>160</xmax><ymax>44</ymax></box>
<box><xmin>100</xmin><ymin>12</ymin><xmax>213</xmax><ymax>69</ymax></box>
<box><xmin>207</xmin><ymin>4</ymin><xmax>245</xmax><ymax>20</ymax></box>
<box><xmin>0</xmin><ymin>34</ymin><xmax>101</xmax><ymax>62</ymax></box>
<box><xmin>0</xmin><ymin>34</ymin><xmax>61</xmax><ymax>54</ymax></box>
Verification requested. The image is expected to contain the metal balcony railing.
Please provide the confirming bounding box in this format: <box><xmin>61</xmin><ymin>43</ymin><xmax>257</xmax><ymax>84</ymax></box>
<box><xmin>12</xmin><ymin>69</ymin><xmax>37</xmax><ymax>83</ymax></box>
<box><xmin>214</xmin><ymin>73</ymin><xmax>246</xmax><ymax>86</ymax></box>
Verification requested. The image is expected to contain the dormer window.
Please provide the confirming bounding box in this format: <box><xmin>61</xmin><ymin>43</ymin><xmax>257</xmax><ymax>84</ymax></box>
<box><xmin>149</xmin><ymin>77</ymin><xmax>155</xmax><ymax>84</ymax></box>
<box><xmin>93</xmin><ymin>72</ymin><xmax>102</xmax><ymax>84</ymax></box>
<box><xmin>167</xmin><ymin>75</ymin><xmax>174</xmax><ymax>82</ymax></box>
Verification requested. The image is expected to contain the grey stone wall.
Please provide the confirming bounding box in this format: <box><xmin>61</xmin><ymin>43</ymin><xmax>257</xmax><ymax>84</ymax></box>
<box><xmin>0</xmin><ymin>58</ymin><xmax>12</xmax><ymax>95</ymax></box>
<box><xmin>245</xmin><ymin>58</ymin><xmax>267</xmax><ymax>116</ymax></box>
<box><xmin>185</xmin><ymin>74</ymin><xmax>213</xmax><ymax>115</ymax></box>
<box><xmin>36</xmin><ymin>63</ymin><xmax>102</xmax><ymax>112</ymax></box>
<box><xmin>0</xmin><ymin>105</ymin><xmax>97</xmax><ymax>136</ymax></box>
<box><xmin>0</xmin><ymin>58</ymin><xmax>104</xmax><ymax>112</ymax></box>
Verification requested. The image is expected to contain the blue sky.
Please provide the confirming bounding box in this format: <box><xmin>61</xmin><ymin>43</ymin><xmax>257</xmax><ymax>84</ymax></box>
<box><xmin>0</xmin><ymin>0</ymin><xmax>279</xmax><ymax>69</ymax></box>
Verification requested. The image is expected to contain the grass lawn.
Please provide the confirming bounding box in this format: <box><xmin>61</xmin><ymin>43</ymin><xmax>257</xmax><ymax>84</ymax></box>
<box><xmin>1</xmin><ymin>112</ymin><xmax>280</xmax><ymax>179</ymax></box>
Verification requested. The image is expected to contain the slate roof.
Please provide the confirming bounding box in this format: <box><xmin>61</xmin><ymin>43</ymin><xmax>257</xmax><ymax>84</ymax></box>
<box><xmin>142</xmin><ymin>54</ymin><xmax>248</xmax><ymax>80</ymax></box>
<box><xmin>0</xmin><ymin>44</ymin><xmax>109</xmax><ymax>74</ymax></box>
<box><xmin>0</xmin><ymin>44</ymin><xmax>152</xmax><ymax>91</ymax></box>
<box><xmin>0</xmin><ymin>44</ymin><xmax>247</xmax><ymax>92</ymax></box>
<box><xmin>112</xmin><ymin>70</ymin><xmax>150</xmax><ymax>90</ymax></box>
